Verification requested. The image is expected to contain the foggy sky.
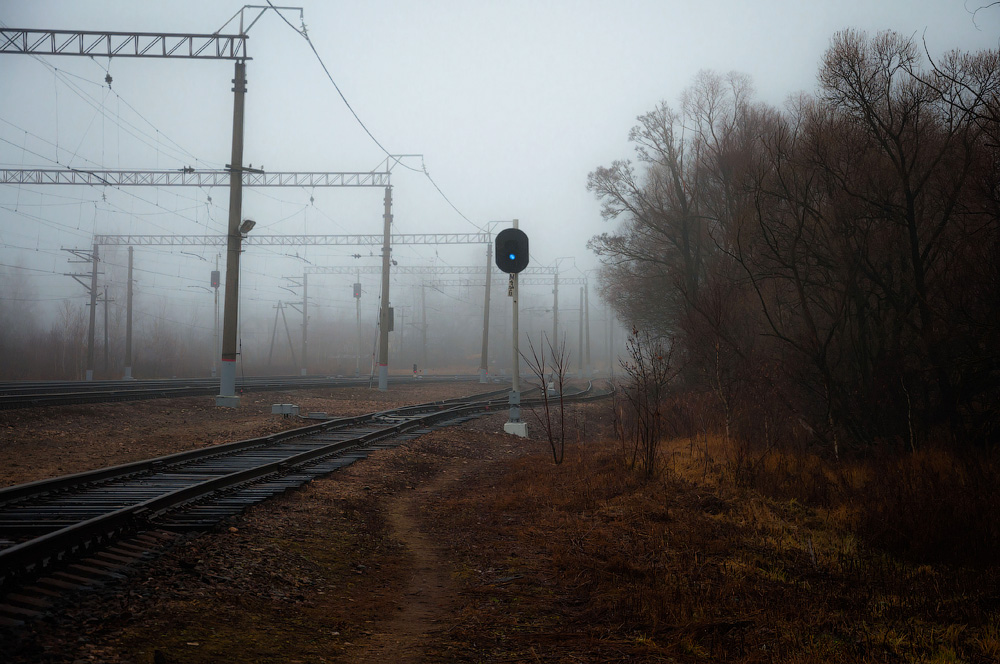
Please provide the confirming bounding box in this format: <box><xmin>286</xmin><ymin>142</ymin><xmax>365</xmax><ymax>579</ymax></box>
<box><xmin>1</xmin><ymin>0</ymin><xmax>997</xmax><ymax>332</ymax></box>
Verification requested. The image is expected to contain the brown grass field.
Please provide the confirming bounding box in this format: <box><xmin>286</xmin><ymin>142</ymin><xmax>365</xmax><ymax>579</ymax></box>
<box><xmin>2</xmin><ymin>390</ymin><xmax>999</xmax><ymax>662</ymax></box>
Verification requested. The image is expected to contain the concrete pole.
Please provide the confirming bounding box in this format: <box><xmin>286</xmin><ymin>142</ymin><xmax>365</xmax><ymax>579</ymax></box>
<box><xmin>103</xmin><ymin>285</ymin><xmax>109</xmax><ymax>373</ymax></box>
<box><xmin>585</xmin><ymin>281</ymin><xmax>591</xmax><ymax>376</ymax></box>
<box><xmin>421</xmin><ymin>282</ymin><xmax>427</xmax><ymax>374</ymax></box>
<box><xmin>608</xmin><ymin>309</ymin><xmax>615</xmax><ymax>378</ymax></box>
<box><xmin>398</xmin><ymin>307</ymin><xmax>406</xmax><ymax>358</ymax></box>
<box><xmin>579</xmin><ymin>286</ymin><xmax>584</xmax><ymax>377</ymax></box>
<box><xmin>479</xmin><ymin>240</ymin><xmax>492</xmax><ymax>382</ymax></box>
<box><xmin>377</xmin><ymin>186</ymin><xmax>393</xmax><ymax>391</ymax></box>
<box><xmin>355</xmin><ymin>273</ymin><xmax>361</xmax><ymax>378</ymax></box>
<box><xmin>212</xmin><ymin>254</ymin><xmax>219</xmax><ymax>379</ymax></box>
<box><xmin>217</xmin><ymin>59</ymin><xmax>247</xmax><ymax>407</ymax></box>
<box><xmin>124</xmin><ymin>246</ymin><xmax>134</xmax><ymax>379</ymax></box>
<box><xmin>552</xmin><ymin>270</ymin><xmax>559</xmax><ymax>348</ymax></box>
<box><xmin>301</xmin><ymin>271</ymin><xmax>308</xmax><ymax>376</ymax></box>
<box><xmin>85</xmin><ymin>243</ymin><xmax>98</xmax><ymax>381</ymax></box>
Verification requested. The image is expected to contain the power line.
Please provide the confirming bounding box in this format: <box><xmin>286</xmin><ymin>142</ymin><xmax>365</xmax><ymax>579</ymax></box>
<box><xmin>264</xmin><ymin>2</ymin><xmax>416</xmax><ymax>175</ymax></box>
<box><xmin>264</xmin><ymin>2</ymin><xmax>484</xmax><ymax>233</ymax></box>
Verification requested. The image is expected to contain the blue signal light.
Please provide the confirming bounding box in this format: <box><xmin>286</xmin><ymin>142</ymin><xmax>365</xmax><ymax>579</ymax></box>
<box><xmin>495</xmin><ymin>228</ymin><xmax>529</xmax><ymax>273</ymax></box>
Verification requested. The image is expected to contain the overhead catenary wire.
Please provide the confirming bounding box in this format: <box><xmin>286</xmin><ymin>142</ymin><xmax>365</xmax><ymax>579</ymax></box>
<box><xmin>263</xmin><ymin>2</ymin><xmax>485</xmax><ymax>234</ymax></box>
<box><xmin>2</xmin><ymin>14</ymin><xmax>494</xmax><ymax>330</ymax></box>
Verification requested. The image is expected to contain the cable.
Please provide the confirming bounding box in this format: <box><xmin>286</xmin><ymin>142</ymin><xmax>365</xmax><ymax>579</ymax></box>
<box><xmin>264</xmin><ymin>2</ymin><xmax>414</xmax><ymax>173</ymax></box>
<box><xmin>419</xmin><ymin>158</ymin><xmax>483</xmax><ymax>231</ymax></box>
<box><xmin>263</xmin><ymin>2</ymin><xmax>484</xmax><ymax>233</ymax></box>
<box><xmin>0</xmin><ymin>138</ymin><xmax>225</xmax><ymax>235</ymax></box>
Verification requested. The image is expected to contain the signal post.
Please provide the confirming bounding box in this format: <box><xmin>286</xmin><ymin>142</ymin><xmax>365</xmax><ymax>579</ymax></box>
<box><xmin>495</xmin><ymin>221</ymin><xmax>529</xmax><ymax>438</ymax></box>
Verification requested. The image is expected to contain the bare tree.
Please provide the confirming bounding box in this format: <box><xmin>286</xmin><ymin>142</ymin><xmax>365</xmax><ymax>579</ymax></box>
<box><xmin>522</xmin><ymin>334</ymin><xmax>570</xmax><ymax>465</ymax></box>
<box><xmin>616</xmin><ymin>328</ymin><xmax>679</xmax><ymax>478</ymax></box>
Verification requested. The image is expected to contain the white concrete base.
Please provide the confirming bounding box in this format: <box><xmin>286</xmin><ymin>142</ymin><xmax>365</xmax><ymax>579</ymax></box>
<box><xmin>503</xmin><ymin>421</ymin><xmax>529</xmax><ymax>438</ymax></box>
<box><xmin>220</xmin><ymin>361</ymin><xmax>237</xmax><ymax>400</ymax></box>
<box><xmin>479</xmin><ymin>368</ymin><xmax>488</xmax><ymax>383</ymax></box>
<box><xmin>215</xmin><ymin>394</ymin><xmax>241</xmax><ymax>408</ymax></box>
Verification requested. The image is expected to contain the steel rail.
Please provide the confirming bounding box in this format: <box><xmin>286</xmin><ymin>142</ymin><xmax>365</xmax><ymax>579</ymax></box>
<box><xmin>0</xmin><ymin>384</ymin><xmax>515</xmax><ymax>506</ymax></box>
<box><xmin>0</xmin><ymin>384</ymin><xmax>610</xmax><ymax>588</ymax></box>
<box><xmin>0</xmin><ymin>375</ymin><xmax>485</xmax><ymax>410</ymax></box>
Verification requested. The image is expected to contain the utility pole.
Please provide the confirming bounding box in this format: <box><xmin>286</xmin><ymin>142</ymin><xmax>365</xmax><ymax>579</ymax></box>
<box><xmin>217</xmin><ymin>58</ymin><xmax>247</xmax><ymax>407</ymax></box>
<box><xmin>398</xmin><ymin>307</ymin><xmax>406</xmax><ymax>358</ymax></box>
<box><xmin>377</xmin><ymin>186</ymin><xmax>393</xmax><ymax>391</ymax></box>
<box><xmin>421</xmin><ymin>281</ymin><xmax>428</xmax><ymax>374</ymax></box>
<box><xmin>480</xmin><ymin>240</ymin><xmax>492</xmax><ymax>383</ymax></box>
<box><xmin>301</xmin><ymin>270</ymin><xmax>308</xmax><ymax>375</ymax></box>
<box><xmin>579</xmin><ymin>286</ymin><xmax>584</xmax><ymax>377</ymax></box>
<box><xmin>87</xmin><ymin>244</ymin><xmax>99</xmax><ymax>381</ymax></box>
<box><xmin>212</xmin><ymin>255</ymin><xmax>220</xmax><ymax>379</ymax></box>
<box><xmin>552</xmin><ymin>269</ymin><xmax>559</xmax><ymax>347</ymax></box>
<box><xmin>608</xmin><ymin>308</ymin><xmax>615</xmax><ymax>377</ymax></box>
<box><xmin>62</xmin><ymin>245</ymin><xmax>100</xmax><ymax>381</ymax></box>
<box><xmin>585</xmin><ymin>280</ymin><xmax>591</xmax><ymax>376</ymax></box>
<box><xmin>354</xmin><ymin>276</ymin><xmax>362</xmax><ymax>378</ymax></box>
<box><xmin>124</xmin><ymin>246</ymin><xmax>134</xmax><ymax>380</ymax></box>
<box><xmin>102</xmin><ymin>285</ymin><xmax>111</xmax><ymax>373</ymax></box>
<box><xmin>2</xmin><ymin>24</ymin><xmax>252</xmax><ymax>390</ymax></box>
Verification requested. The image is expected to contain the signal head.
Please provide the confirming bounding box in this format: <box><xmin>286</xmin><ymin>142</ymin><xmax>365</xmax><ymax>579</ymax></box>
<box><xmin>495</xmin><ymin>228</ymin><xmax>529</xmax><ymax>274</ymax></box>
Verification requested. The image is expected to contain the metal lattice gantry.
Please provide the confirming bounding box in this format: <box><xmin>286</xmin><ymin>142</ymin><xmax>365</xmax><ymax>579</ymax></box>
<box><xmin>428</xmin><ymin>277</ymin><xmax>587</xmax><ymax>287</ymax></box>
<box><xmin>0</xmin><ymin>169</ymin><xmax>391</xmax><ymax>187</ymax></box>
<box><xmin>0</xmin><ymin>28</ymin><xmax>249</xmax><ymax>59</ymax></box>
<box><xmin>0</xmin><ymin>17</ymin><xmax>396</xmax><ymax>401</ymax></box>
<box><xmin>93</xmin><ymin>233</ymin><xmax>490</xmax><ymax>247</ymax></box>
<box><xmin>302</xmin><ymin>264</ymin><xmax>556</xmax><ymax>276</ymax></box>
<box><xmin>84</xmin><ymin>234</ymin><xmax>496</xmax><ymax>383</ymax></box>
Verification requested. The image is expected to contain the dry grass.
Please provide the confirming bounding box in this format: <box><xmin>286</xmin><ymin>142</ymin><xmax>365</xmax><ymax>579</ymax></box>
<box><xmin>6</xmin><ymin>396</ymin><xmax>998</xmax><ymax>662</ymax></box>
<box><xmin>429</xmin><ymin>423</ymin><xmax>1000</xmax><ymax>662</ymax></box>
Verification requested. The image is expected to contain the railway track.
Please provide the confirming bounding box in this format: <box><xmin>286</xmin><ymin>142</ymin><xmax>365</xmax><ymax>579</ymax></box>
<box><xmin>0</xmin><ymin>374</ymin><xmax>483</xmax><ymax>410</ymax></box>
<box><xmin>0</xmin><ymin>382</ymin><xmax>610</xmax><ymax>626</ymax></box>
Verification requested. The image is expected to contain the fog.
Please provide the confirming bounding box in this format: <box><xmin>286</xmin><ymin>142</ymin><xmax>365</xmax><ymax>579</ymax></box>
<box><xmin>1</xmin><ymin>1</ymin><xmax>995</xmax><ymax>378</ymax></box>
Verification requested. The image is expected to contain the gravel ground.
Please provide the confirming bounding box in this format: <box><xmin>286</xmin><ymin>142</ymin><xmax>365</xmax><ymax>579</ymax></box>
<box><xmin>2</xmin><ymin>381</ymin><xmax>605</xmax><ymax>663</ymax></box>
<box><xmin>0</xmin><ymin>381</ymin><xmax>499</xmax><ymax>487</ymax></box>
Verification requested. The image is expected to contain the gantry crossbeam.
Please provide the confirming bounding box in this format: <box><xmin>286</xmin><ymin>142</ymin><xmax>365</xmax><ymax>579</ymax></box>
<box><xmin>1</xmin><ymin>169</ymin><xmax>390</xmax><ymax>187</ymax></box>
<box><xmin>0</xmin><ymin>28</ymin><xmax>249</xmax><ymax>59</ymax></box>
<box><xmin>429</xmin><ymin>277</ymin><xmax>587</xmax><ymax>287</ymax></box>
<box><xmin>93</xmin><ymin>233</ymin><xmax>490</xmax><ymax>246</ymax></box>
<box><xmin>304</xmin><ymin>265</ymin><xmax>557</xmax><ymax>276</ymax></box>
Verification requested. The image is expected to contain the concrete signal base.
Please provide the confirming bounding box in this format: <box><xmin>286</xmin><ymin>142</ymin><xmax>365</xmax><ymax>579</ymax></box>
<box><xmin>504</xmin><ymin>421</ymin><xmax>529</xmax><ymax>438</ymax></box>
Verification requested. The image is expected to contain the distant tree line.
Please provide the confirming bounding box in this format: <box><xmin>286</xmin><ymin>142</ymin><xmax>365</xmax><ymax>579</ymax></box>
<box><xmin>589</xmin><ymin>30</ymin><xmax>1000</xmax><ymax>455</ymax></box>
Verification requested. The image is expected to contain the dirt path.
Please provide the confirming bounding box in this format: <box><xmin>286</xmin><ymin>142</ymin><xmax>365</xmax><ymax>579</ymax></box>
<box><xmin>347</xmin><ymin>467</ymin><xmax>461</xmax><ymax>663</ymax></box>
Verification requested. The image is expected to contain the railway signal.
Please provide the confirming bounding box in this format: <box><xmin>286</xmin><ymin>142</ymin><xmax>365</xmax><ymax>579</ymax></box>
<box><xmin>498</xmin><ymin>222</ymin><xmax>528</xmax><ymax>437</ymax></box>
<box><xmin>495</xmin><ymin>228</ymin><xmax>529</xmax><ymax>274</ymax></box>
